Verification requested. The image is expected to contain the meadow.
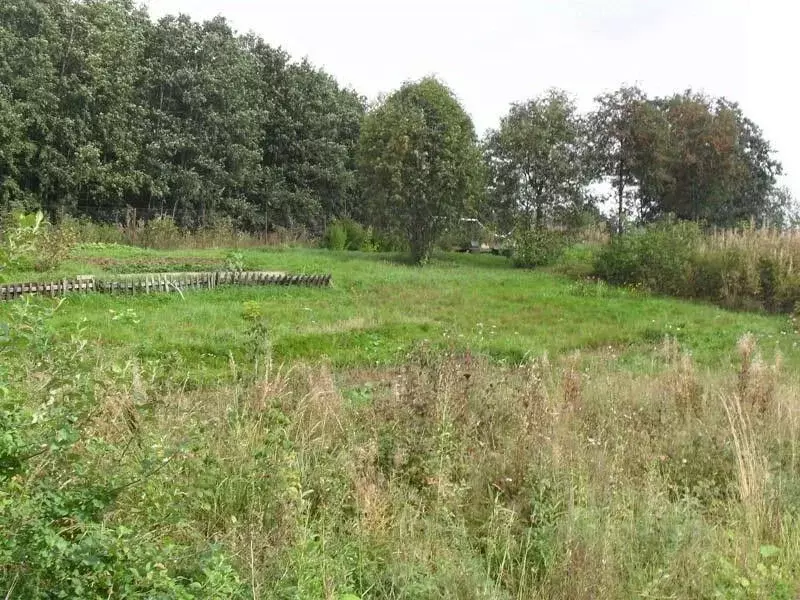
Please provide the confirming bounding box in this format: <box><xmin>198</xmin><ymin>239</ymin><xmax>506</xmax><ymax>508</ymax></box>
<box><xmin>2</xmin><ymin>243</ymin><xmax>800</xmax><ymax>598</ymax></box>
<box><xmin>5</xmin><ymin>243</ymin><xmax>798</xmax><ymax>379</ymax></box>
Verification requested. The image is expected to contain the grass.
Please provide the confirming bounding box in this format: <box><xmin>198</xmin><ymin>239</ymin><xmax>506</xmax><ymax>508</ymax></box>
<box><xmin>4</xmin><ymin>243</ymin><xmax>800</xmax><ymax>598</ymax></box>
<box><xmin>2</xmin><ymin>246</ymin><xmax>797</xmax><ymax>386</ymax></box>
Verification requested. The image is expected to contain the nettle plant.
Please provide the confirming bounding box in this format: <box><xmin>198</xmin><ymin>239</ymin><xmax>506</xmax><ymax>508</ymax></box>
<box><xmin>0</xmin><ymin>298</ymin><xmax>244</xmax><ymax>598</ymax></box>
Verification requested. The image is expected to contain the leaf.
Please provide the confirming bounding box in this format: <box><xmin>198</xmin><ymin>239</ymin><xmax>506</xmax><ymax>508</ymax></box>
<box><xmin>759</xmin><ymin>544</ymin><xmax>780</xmax><ymax>559</ymax></box>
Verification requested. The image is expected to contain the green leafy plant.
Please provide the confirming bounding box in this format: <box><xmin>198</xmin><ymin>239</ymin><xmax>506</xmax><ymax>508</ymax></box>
<box><xmin>224</xmin><ymin>250</ymin><xmax>246</xmax><ymax>272</ymax></box>
<box><xmin>324</xmin><ymin>221</ymin><xmax>348</xmax><ymax>251</ymax></box>
<box><xmin>512</xmin><ymin>228</ymin><xmax>569</xmax><ymax>268</ymax></box>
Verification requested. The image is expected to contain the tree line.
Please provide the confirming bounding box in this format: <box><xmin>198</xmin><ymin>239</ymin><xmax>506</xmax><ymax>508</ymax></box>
<box><xmin>0</xmin><ymin>0</ymin><xmax>364</xmax><ymax>232</ymax></box>
<box><xmin>1</xmin><ymin>0</ymin><xmax>793</xmax><ymax>258</ymax></box>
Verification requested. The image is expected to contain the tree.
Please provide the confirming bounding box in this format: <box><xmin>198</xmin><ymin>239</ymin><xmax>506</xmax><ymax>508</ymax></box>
<box><xmin>761</xmin><ymin>185</ymin><xmax>798</xmax><ymax>229</ymax></box>
<box><xmin>588</xmin><ymin>86</ymin><xmax>650</xmax><ymax>234</ymax></box>
<box><xmin>358</xmin><ymin>77</ymin><xmax>484</xmax><ymax>263</ymax></box>
<box><xmin>484</xmin><ymin>89</ymin><xmax>587</xmax><ymax>230</ymax></box>
<box><xmin>253</xmin><ymin>43</ymin><xmax>365</xmax><ymax>233</ymax></box>
<box><xmin>651</xmin><ymin>92</ymin><xmax>782</xmax><ymax>226</ymax></box>
<box><xmin>139</xmin><ymin>14</ymin><xmax>264</xmax><ymax>227</ymax></box>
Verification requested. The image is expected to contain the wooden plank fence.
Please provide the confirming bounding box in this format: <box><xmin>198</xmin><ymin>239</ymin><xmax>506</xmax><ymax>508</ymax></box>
<box><xmin>0</xmin><ymin>271</ymin><xmax>331</xmax><ymax>301</ymax></box>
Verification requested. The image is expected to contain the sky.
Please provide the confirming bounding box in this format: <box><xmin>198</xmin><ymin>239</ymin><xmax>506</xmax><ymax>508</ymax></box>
<box><xmin>145</xmin><ymin>0</ymin><xmax>799</xmax><ymax>196</ymax></box>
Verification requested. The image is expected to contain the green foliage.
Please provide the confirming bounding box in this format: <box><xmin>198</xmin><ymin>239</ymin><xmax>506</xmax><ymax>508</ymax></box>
<box><xmin>484</xmin><ymin>89</ymin><xmax>588</xmax><ymax>229</ymax></box>
<box><xmin>341</xmin><ymin>218</ymin><xmax>368</xmax><ymax>251</ymax></box>
<box><xmin>0</xmin><ymin>211</ymin><xmax>77</xmax><ymax>276</ymax></box>
<box><xmin>3</xmin><ymin>245</ymin><xmax>800</xmax><ymax>598</ymax></box>
<box><xmin>512</xmin><ymin>228</ymin><xmax>569</xmax><ymax>268</ymax></box>
<box><xmin>594</xmin><ymin>221</ymin><xmax>800</xmax><ymax>313</ymax></box>
<box><xmin>323</xmin><ymin>218</ymin><xmax>376</xmax><ymax>252</ymax></box>
<box><xmin>0</xmin><ymin>297</ymin><xmax>245</xmax><ymax>598</ymax></box>
<box><xmin>0</xmin><ymin>211</ymin><xmax>45</xmax><ymax>272</ymax></box>
<box><xmin>588</xmin><ymin>87</ymin><xmax>782</xmax><ymax>230</ymax></box>
<box><xmin>595</xmin><ymin>220</ymin><xmax>703</xmax><ymax>296</ymax></box>
<box><xmin>359</xmin><ymin>77</ymin><xmax>485</xmax><ymax>264</ymax></box>
<box><xmin>324</xmin><ymin>220</ymin><xmax>348</xmax><ymax>250</ymax></box>
<box><xmin>0</xmin><ymin>0</ymin><xmax>362</xmax><ymax>233</ymax></box>
<box><xmin>224</xmin><ymin>251</ymin><xmax>247</xmax><ymax>272</ymax></box>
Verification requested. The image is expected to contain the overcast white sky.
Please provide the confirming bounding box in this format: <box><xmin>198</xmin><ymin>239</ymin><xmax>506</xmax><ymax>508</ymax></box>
<box><xmin>145</xmin><ymin>0</ymin><xmax>798</xmax><ymax>196</ymax></box>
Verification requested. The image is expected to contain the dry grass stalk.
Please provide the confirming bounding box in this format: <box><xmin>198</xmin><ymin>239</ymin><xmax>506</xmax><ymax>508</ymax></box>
<box><xmin>737</xmin><ymin>334</ymin><xmax>779</xmax><ymax>413</ymax></box>
<box><xmin>669</xmin><ymin>353</ymin><xmax>704</xmax><ymax>418</ymax></box>
<box><xmin>562</xmin><ymin>352</ymin><xmax>582</xmax><ymax>412</ymax></box>
<box><xmin>721</xmin><ymin>390</ymin><xmax>767</xmax><ymax>535</ymax></box>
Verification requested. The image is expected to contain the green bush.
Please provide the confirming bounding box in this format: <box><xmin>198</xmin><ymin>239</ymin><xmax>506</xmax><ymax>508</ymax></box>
<box><xmin>595</xmin><ymin>221</ymin><xmax>702</xmax><ymax>296</ymax></box>
<box><xmin>324</xmin><ymin>221</ymin><xmax>348</xmax><ymax>250</ymax></box>
<box><xmin>139</xmin><ymin>216</ymin><xmax>184</xmax><ymax>249</ymax></box>
<box><xmin>323</xmin><ymin>218</ymin><xmax>382</xmax><ymax>252</ymax></box>
<box><xmin>0</xmin><ymin>211</ymin><xmax>78</xmax><ymax>276</ymax></box>
<box><xmin>512</xmin><ymin>229</ymin><xmax>569</xmax><ymax>268</ymax></box>
<box><xmin>718</xmin><ymin>248</ymin><xmax>760</xmax><ymax>310</ymax></box>
<box><xmin>341</xmin><ymin>218</ymin><xmax>367</xmax><ymax>250</ymax></box>
<box><xmin>687</xmin><ymin>251</ymin><xmax>727</xmax><ymax>302</ymax></box>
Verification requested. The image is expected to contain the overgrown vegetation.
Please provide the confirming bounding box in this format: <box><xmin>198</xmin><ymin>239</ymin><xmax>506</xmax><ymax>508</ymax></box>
<box><xmin>2</xmin><ymin>1</ymin><xmax>793</xmax><ymax>264</ymax></box>
<box><xmin>2</xmin><ymin>287</ymin><xmax>799</xmax><ymax>597</ymax></box>
<box><xmin>594</xmin><ymin>221</ymin><xmax>800</xmax><ymax>314</ymax></box>
<box><xmin>0</xmin><ymin>298</ymin><xmax>245</xmax><ymax>598</ymax></box>
<box><xmin>0</xmin><ymin>211</ymin><xmax>77</xmax><ymax>276</ymax></box>
<box><xmin>2</xmin><ymin>0</ymin><xmax>800</xmax><ymax>595</ymax></box>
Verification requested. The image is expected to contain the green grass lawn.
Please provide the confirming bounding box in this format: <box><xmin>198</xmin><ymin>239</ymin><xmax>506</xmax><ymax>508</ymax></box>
<box><xmin>3</xmin><ymin>244</ymin><xmax>797</xmax><ymax>385</ymax></box>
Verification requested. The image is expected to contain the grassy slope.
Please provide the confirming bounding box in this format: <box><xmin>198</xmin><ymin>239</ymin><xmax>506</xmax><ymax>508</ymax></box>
<box><xmin>3</xmin><ymin>245</ymin><xmax>797</xmax><ymax>384</ymax></box>
<box><xmin>5</xmin><ymin>244</ymin><xmax>800</xmax><ymax>598</ymax></box>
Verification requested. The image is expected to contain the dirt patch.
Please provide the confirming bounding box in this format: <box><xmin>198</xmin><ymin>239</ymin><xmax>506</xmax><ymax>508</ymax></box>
<box><xmin>85</xmin><ymin>256</ymin><xmax>223</xmax><ymax>272</ymax></box>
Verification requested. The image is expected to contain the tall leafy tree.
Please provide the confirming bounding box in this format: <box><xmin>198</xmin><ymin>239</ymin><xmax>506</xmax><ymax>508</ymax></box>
<box><xmin>587</xmin><ymin>86</ymin><xmax>651</xmax><ymax>234</ymax></box>
<box><xmin>485</xmin><ymin>89</ymin><xmax>587</xmax><ymax>230</ymax></box>
<box><xmin>651</xmin><ymin>92</ymin><xmax>782</xmax><ymax>225</ymax></box>
<box><xmin>53</xmin><ymin>0</ymin><xmax>151</xmax><ymax>218</ymax></box>
<box><xmin>358</xmin><ymin>77</ymin><xmax>484</xmax><ymax>263</ymax></box>
<box><xmin>138</xmin><ymin>14</ymin><xmax>263</xmax><ymax>226</ymax></box>
<box><xmin>253</xmin><ymin>43</ymin><xmax>364</xmax><ymax>232</ymax></box>
<box><xmin>0</xmin><ymin>0</ymin><xmax>63</xmax><ymax>214</ymax></box>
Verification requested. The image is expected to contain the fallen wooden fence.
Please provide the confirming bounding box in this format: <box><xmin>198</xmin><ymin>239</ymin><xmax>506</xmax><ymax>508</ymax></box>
<box><xmin>0</xmin><ymin>271</ymin><xmax>331</xmax><ymax>301</ymax></box>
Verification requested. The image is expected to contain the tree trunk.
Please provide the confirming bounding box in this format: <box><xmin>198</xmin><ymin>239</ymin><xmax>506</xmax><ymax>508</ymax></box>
<box><xmin>617</xmin><ymin>161</ymin><xmax>625</xmax><ymax>235</ymax></box>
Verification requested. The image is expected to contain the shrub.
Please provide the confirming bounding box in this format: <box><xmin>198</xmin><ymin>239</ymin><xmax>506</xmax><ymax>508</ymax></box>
<box><xmin>0</xmin><ymin>211</ymin><xmax>77</xmax><ymax>275</ymax></box>
<box><xmin>139</xmin><ymin>216</ymin><xmax>184</xmax><ymax>249</ymax></box>
<box><xmin>324</xmin><ymin>220</ymin><xmax>348</xmax><ymax>250</ymax></box>
<box><xmin>340</xmin><ymin>218</ymin><xmax>367</xmax><ymax>250</ymax></box>
<box><xmin>322</xmin><ymin>218</ymin><xmax>377</xmax><ymax>252</ymax></box>
<box><xmin>595</xmin><ymin>221</ymin><xmax>702</xmax><ymax>296</ymax></box>
<box><xmin>512</xmin><ymin>228</ymin><xmax>569</xmax><ymax>268</ymax></box>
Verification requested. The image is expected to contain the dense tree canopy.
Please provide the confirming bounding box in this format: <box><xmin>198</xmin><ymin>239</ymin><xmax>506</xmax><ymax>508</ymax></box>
<box><xmin>0</xmin><ymin>0</ymin><xmax>363</xmax><ymax>231</ymax></box>
<box><xmin>358</xmin><ymin>77</ymin><xmax>484</xmax><ymax>263</ymax></box>
<box><xmin>0</xmin><ymin>0</ymin><xmax>790</xmax><ymax>237</ymax></box>
<box><xmin>484</xmin><ymin>89</ymin><xmax>588</xmax><ymax>230</ymax></box>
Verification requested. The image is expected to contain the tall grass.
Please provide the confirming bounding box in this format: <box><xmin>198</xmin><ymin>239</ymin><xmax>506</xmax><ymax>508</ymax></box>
<box><xmin>61</xmin><ymin>215</ymin><xmax>312</xmax><ymax>250</ymax></box>
<box><xmin>83</xmin><ymin>343</ymin><xmax>800</xmax><ymax>597</ymax></box>
<box><xmin>3</xmin><ymin>289</ymin><xmax>799</xmax><ymax>597</ymax></box>
<box><xmin>595</xmin><ymin>221</ymin><xmax>800</xmax><ymax>314</ymax></box>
